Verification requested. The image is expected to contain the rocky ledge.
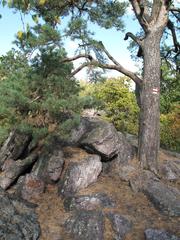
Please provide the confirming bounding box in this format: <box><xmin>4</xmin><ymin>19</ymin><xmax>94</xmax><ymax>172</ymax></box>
<box><xmin>0</xmin><ymin>117</ymin><xmax>179</xmax><ymax>240</ymax></box>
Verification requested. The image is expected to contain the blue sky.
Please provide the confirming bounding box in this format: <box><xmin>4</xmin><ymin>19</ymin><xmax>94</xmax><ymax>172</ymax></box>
<box><xmin>0</xmin><ymin>4</ymin><xmax>141</xmax><ymax>79</ymax></box>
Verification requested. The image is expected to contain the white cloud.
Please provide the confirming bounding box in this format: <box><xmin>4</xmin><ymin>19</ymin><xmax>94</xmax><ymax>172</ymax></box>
<box><xmin>66</xmin><ymin>40</ymin><xmax>78</xmax><ymax>51</ymax></box>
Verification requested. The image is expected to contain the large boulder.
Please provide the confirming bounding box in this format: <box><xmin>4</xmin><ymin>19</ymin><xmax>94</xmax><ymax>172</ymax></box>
<box><xmin>129</xmin><ymin>170</ymin><xmax>159</xmax><ymax>193</ymax></box>
<box><xmin>159</xmin><ymin>159</ymin><xmax>180</xmax><ymax>181</ymax></box>
<box><xmin>0</xmin><ymin>153</ymin><xmax>38</xmax><ymax>190</ymax></box>
<box><xmin>21</xmin><ymin>173</ymin><xmax>45</xmax><ymax>201</ymax></box>
<box><xmin>69</xmin><ymin>118</ymin><xmax>91</xmax><ymax>144</ymax></box>
<box><xmin>107</xmin><ymin>212</ymin><xmax>132</xmax><ymax>240</ymax></box>
<box><xmin>64</xmin><ymin>193</ymin><xmax>115</xmax><ymax>211</ymax></box>
<box><xmin>59</xmin><ymin>154</ymin><xmax>102</xmax><ymax>197</ymax></box>
<box><xmin>64</xmin><ymin>210</ymin><xmax>104</xmax><ymax>240</ymax></box>
<box><xmin>130</xmin><ymin>170</ymin><xmax>180</xmax><ymax>216</ymax></box>
<box><xmin>80</xmin><ymin>119</ymin><xmax>135</xmax><ymax>162</ymax></box>
<box><xmin>0</xmin><ymin>187</ymin><xmax>40</xmax><ymax>240</ymax></box>
<box><xmin>145</xmin><ymin>228</ymin><xmax>180</xmax><ymax>240</ymax></box>
<box><xmin>143</xmin><ymin>181</ymin><xmax>180</xmax><ymax>217</ymax></box>
<box><xmin>0</xmin><ymin>130</ymin><xmax>32</xmax><ymax>168</ymax></box>
<box><xmin>81</xmin><ymin>120</ymin><xmax>120</xmax><ymax>159</ymax></box>
<box><xmin>116</xmin><ymin>132</ymin><xmax>136</xmax><ymax>163</ymax></box>
<box><xmin>105</xmin><ymin>159</ymin><xmax>137</xmax><ymax>181</ymax></box>
<box><xmin>32</xmin><ymin>149</ymin><xmax>64</xmax><ymax>183</ymax></box>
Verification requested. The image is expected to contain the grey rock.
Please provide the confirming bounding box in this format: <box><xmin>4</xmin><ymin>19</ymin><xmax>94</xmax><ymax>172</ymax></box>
<box><xmin>106</xmin><ymin>158</ymin><xmax>137</xmax><ymax>182</ymax></box>
<box><xmin>143</xmin><ymin>181</ymin><xmax>180</xmax><ymax>216</ymax></box>
<box><xmin>145</xmin><ymin>228</ymin><xmax>180</xmax><ymax>240</ymax></box>
<box><xmin>47</xmin><ymin>150</ymin><xmax>64</xmax><ymax>181</ymax></box>
<box><xmin>116</xmin><ymin>165</ymin><xmax>136</xmax><ymax>182</ymax></box>
<box><xmin>117</xmin><ymin>132</ymin><xmax>136</xmax><ymax>164</ymax></box>
<box><xmin>32</xmin><ymin>149</ymin><xmax>64</xmax><ymax>183</ymax></box>
<box><xmin>59</xmin><ymin>154</ymin><xmax>102</xmax><ymax>197</ymax></box>
<box><xmin>21</xmin><ymin>173</ymin><xmax>45</xmax><ymax>201</ymax></box>
<box><xmin>124</xmin><ymin>133</ymin><xmax>138</xmax><ymax>148</ymax></box>
<box><xmin>64</xmin><ymin>210</ymin><xmax>104</xmax><ymax>240</ymax></box>
<box><xmin>129</xmin><ymin>170</ymin><xmax>159</xmax><ymax>193</ymax></box>
<box><xmin>0</xmin><ymin>153</ymin><xmax>38</xmax><ymax>190</ymax></box>
<box><xmin>129</xmin><ymin>171</ymin><xmax>180</xmax><ymax>216</ymax></box>
<box><xmin>64</xmin><ymin>193</ymin><xmax>115</xmax><ymax>211</ymax></box>
<box><xmin>162</xmin><ymin>149</ymin><xmax>180</xmax><ymax>159</ymax></box>
<box><xmin>80</xmin><ymin>119</ymin><xmax>135</xmax><ymax>167</ymax></box>
<box><xmin>69</xmin><ymin>118</ymin><xmax>91</xmax><ymax>144</ymax></box>
<box><xmin>107</xmin><ymin>212</ymin><xmax>132</xmax><ymax>240</ymax></box>
<box><xmin>0</xmin><ymin>187</ymin><xmax>40</xmax><ymax>240</ymax></box>
<box><xmin>81</xmin><ymin>119</ymin><xmax>121</xmax><ymax>159</ymax></box>
<box><xmin>159</xmin><ymin>160</ymin><xmax>180</xmax><ymax>181</ymax></box>
<box><xmin>0</xmin><ymin>130</ymin><xmax>31</xmax><ymax>168</ymax></box>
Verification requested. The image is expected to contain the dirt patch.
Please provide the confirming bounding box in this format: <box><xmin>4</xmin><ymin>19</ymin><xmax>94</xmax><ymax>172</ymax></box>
<box><xmin>30</xmin><ymin>147</ymin><xmax>179</xmax><ymax>240</ymax></box>
<box><xmin>32</xmin><ymin>184</ymin><xmax>72</xmax><ymax>240</ymax></box>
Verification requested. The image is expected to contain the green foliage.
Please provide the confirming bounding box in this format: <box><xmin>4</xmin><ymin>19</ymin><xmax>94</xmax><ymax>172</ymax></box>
<box><xmin>81</xmin><ymin>77</ymin><xmax>139</xmax><ymax>135</ymax></box>
<box><xmin>160</xmin><ymin>105</ymin><xmax>180</xmax><ymax>152</ymax></box>
<box><xmin>160</xmin><ymin>62</ymin><xmax>180</xmax><ymax>114</ymax></box>
<box><xmin>0</xmin><ymin>47</ymin><xmax>83</xmax><ymax>144</ymax></box>
<box><xmin>159</xmin><ymin>62</ymin><xmax>180</xmax><ymax>151</ymax></box>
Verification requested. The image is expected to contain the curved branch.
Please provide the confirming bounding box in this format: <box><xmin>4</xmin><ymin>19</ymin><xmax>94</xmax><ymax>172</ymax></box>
<box><xmin>129</xmin><ymin>0</ymin><xmax>149</xmax><ymax>31</ymax></box>
<box><xmin>71</xmin><ymin>59</ymin><xmax>143</xmax><ymax>86</ymax></box>
<box><xmin>156</xmin><ymin>0</ymin><xmax>169</xmax><ymax>28</ymax></box>
<box><xmin>167</xmin><ymin>20</ymin><xmax>180</xmax><ymax>53</ymax></box>
<box><xmin>150</xmin><ymin>0</ymin><xmax>162</xmax><ymax>24</ymax></box>
<box><xmin>170</xmin><ymin>7</ymin><xmax>180</xmax><ymax>13</ymax></box>
<box><xmin>124</xmin><ymin>32</ymin><xmax>144</xmax><ymax>47</ymax></box>
<box><xmin>171</xmin><ymin>11</ymin><xmax>180</xmax><ymax>21</ymax></box>
<box><xmin>98</xmin><ymin>41</ymin><xmax>120</xmax><ymax>66</ymax></box>
<box><xmin>61</xmin><ymin>54</ymin><xmax>93</xmax><ymax>63</ymax></box>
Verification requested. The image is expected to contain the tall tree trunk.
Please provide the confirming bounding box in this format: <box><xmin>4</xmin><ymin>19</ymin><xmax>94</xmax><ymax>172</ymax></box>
<box><xmin>138</xmin><ymin>31</ymin><xmax>163</xmax><ymax>174</ymax></box>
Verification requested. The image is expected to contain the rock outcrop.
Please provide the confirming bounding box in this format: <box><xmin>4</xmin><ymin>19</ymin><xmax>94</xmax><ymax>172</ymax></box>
<box><xmin>32</xmin><ymin>149</ymin><xmax>64</xmax><ymax>183</ymax></box>
<box><xmin>0</xmin><ymin>187</ymin><xmax>40</xmax><ymax>240</ymax></box>
<box><xmin>64</xmin><ymin>193</ymin><xmax>115</xmax><ymax>211</ymax></box>
<box><xmin>59</xmin><ymin>154</ymin><xmax>102</xmax><ymax>197</ymax></box>
<box><xmin>130</xmin><ymin>170</ymin><xmax>180</xmax><ymax>216</ymax></box>
<box><xmin>143</xmin><ymin>181</ymin><xmax>180</xmax><ymax>217</ymax></box>
<box><xmin>64</xmin><ymin>210</ymin><xmax>104</xmax><ymax>240</ymax></box>
<box><xmin>81</xmin><ymin>119</ymin><xmax>121</xmax><ymax>159</ymax></box>
<box><xmin>145</xmin><ymin>228</ymin><xmax>180</xmax><ymax>240</ymax></box>
<box><xmin>21</xmin><ymin>174</ymin><xmax>45</xmax><ymax>201</ymax></box>
<box><xmin>159</xmin><ymin>159</ymin><xmax>180</xmax><ymax>181</ymax></box>
<box><xmin>107</xmin><ymin>212</ymin><xmax>132</xmax><ymax>240</ymax></box>
<box><xmin>0</xmin><ymin>153</ymin><xmax>38</xmax><ymax>190</ymax></box>
<box><xmin>0</xmin><ymin>118</ymin><xmax>179</xmax><ymax>240</ymax></box>
<box><xmin>0</xmin><ymin>130</ymin><xmax>32</xmax><ymax>168</ymax></box>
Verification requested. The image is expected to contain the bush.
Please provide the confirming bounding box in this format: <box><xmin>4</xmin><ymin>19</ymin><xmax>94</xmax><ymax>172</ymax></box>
<box><xmin>0</xmin><ymin>49</ymin><xmax>83</xmax><ymax>144</ymax></box>
<box><xmin>160</xmin><ymin>105</ymin><xmax>180</xmax><ymax>152</ymax></box>
<box><xmin>80</xmin><ymin>77</ymin><xmax>139</xmax><ymax>135</ymax></box>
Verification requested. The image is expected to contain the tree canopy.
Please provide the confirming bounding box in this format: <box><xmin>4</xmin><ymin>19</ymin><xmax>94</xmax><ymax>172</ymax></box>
<box><xmin>0</xmin><ymin>0</ymin><xmax>180</xmax><ymax>171</ymax></box>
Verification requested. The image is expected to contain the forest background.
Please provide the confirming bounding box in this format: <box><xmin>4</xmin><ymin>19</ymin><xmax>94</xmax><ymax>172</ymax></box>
<box><xmin>0</xmin><ymin>0</ymin><xmax>179</xmax><ymax>152</ymax></box>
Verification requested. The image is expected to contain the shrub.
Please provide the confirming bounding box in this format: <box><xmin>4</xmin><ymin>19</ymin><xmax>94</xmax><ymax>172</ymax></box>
<box><xmin>160</xmin><ymin>105</ymin><xmax>180</xmax><ymax>152</ymax></box>
<box><xmin>80</xmin><ymin>77</ymin><xmax>139</xmax><ymax>135</ymax></box>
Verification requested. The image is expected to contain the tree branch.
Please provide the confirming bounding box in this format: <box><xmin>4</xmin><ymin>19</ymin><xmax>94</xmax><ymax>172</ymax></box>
<box><xmin>124</xmin><ymin>32</ymin><xmax>144</xmax><ymax>58</ymax></box>
<box><xmin>71</xmin><ymin>59</ymin><xmax>143</xmax><ymax>86</ymax></box>
<box><xmin>150</xmin><ymin>0</ymin><xmax>162</xmax><ymax>24</ymax></box>
<box><xmin>167</xmin><ymin>20</ymin><xmax>180</xmax><ymax>53</ymax></box>
<box><xmin>98</xmin><ymin>41</ymin><xmax>121</xmax><ymax>66</ymax></box>
<box><xmin>129</xmin><ymin>0</ymin><xmax>149</xmax><ymax>31</ymax></box>
<box><xmin>124</xmin><ymin>32</ymin><xmax>144</xmax><ymax>47</ymax></box>
<box><xmin>170</xmin><ymin>10</ymin><xmax>180</xmax><ymax>21</ymax></box>
<box><xmin>156</xmin><ymin>0</ymin><xmax>169</xmax><ymax>28</ymax></box>
<box><xmin>60</xmin><ymin>54</ymin><xmax>93</xmax><ymax>63</ymax></box>
<box><xmin>170</xmin><ymin>7</ymin><xmax>180</xmax><ymax>13</ymax></box>
<box><xmin>70</xmin><ymin>62</ymin><xmax>90</xmax><ymax>76</ymax></box>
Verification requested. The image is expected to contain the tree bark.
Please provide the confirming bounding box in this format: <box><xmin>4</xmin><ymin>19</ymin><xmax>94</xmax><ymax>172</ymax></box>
<box><xmin>138</xmin><ymin>31</ymin><xmax>163</xmax><ymax>173</ymax></box>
